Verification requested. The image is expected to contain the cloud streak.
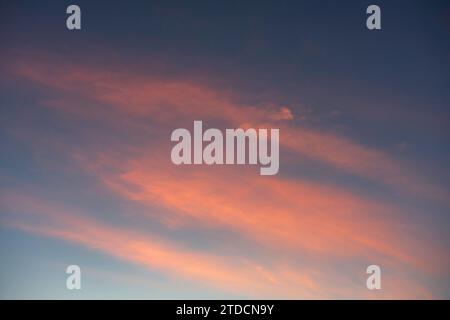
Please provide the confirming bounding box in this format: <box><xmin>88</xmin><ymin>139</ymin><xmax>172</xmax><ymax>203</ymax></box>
<box><xmin>1</xmin><ymin>53</ymin><xmax>448</xmax><ymax>299</ymax></box>
<box><xmin>10</xmin><ymin>56</ymin><xmax>449</xmax><ymax>204</ymax></box>
<box><xmin>0</xmin><ymin>191</ymin><xmax>436</xmax><ymax>299</ymax></box>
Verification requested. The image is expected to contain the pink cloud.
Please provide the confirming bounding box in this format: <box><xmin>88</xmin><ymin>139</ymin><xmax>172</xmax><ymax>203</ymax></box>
<box><xmin>0</xmin><ymin>191</ymin><xmax>435</xmax><ymax>299</ymax></box>
<box><xmin>10</xmin><ymin>56</ymin><xmax>449</xmax><ymax>205</ymax></box>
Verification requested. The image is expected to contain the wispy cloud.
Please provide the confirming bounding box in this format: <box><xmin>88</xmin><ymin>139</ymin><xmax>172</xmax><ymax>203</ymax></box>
<box><xmin>10</xmin><ymin>56</ymin><xmax>449</xmax><ymax>204</ymax></box>
<box><xmin>1</xmin><ymin>53</ymin><xmax>448</xmax><ymax>299</ymax></box>
<box><xmin>0</xmin><ymin>190</ymin><xmax>436</xmax><ymax>299</ymax></box>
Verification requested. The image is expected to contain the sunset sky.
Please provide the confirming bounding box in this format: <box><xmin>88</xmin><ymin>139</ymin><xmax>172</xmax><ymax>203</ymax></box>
<box><xmin>1</xmin><ymin>0</ymin><xmax>449</xmax><ymax>299</ymax></box>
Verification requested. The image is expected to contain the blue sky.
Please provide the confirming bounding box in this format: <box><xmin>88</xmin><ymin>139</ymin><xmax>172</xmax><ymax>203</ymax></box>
<box><xmin>1</xmin><ymin>0</ymin><xmax>449</xmax><ymax>299</ymax></box>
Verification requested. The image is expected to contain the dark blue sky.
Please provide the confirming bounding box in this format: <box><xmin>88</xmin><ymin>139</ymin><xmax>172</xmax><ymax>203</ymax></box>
<box><xmin>1</xmin><ymin>0</ymin><xmax>449</xmax><ymax>299</ymax></box>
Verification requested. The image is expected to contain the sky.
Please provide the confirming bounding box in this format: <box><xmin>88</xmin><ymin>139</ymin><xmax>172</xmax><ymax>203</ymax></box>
<box><xmin>0</xmin><ymin>0</ymin><xmax>449</xmax><ymax>299</ymax></box>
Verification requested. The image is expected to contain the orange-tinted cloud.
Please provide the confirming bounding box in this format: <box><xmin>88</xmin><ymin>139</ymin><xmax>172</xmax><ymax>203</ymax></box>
<box><xmin>91</xmin><ymin>151</ymin><xmax>447</xmax><ymax>275</ymax></box>
<box><xmin>0</xmin><ymin>191</ymin><xmax>339</xmax><ymax>298</ymax></box>
<box><xmin>0</xmin><ymin>191</ymin><xmax>435</xmax><ymax>299</ymax></box>
<box><xmin>10</xmin><ymin>56</ymin><xmax>449</xmax><ymax>204</ymax></box>
<box><xmin>3</xmin><ymin>54</ymin><xmax>449</xmax><ymax>299</ymax></box>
